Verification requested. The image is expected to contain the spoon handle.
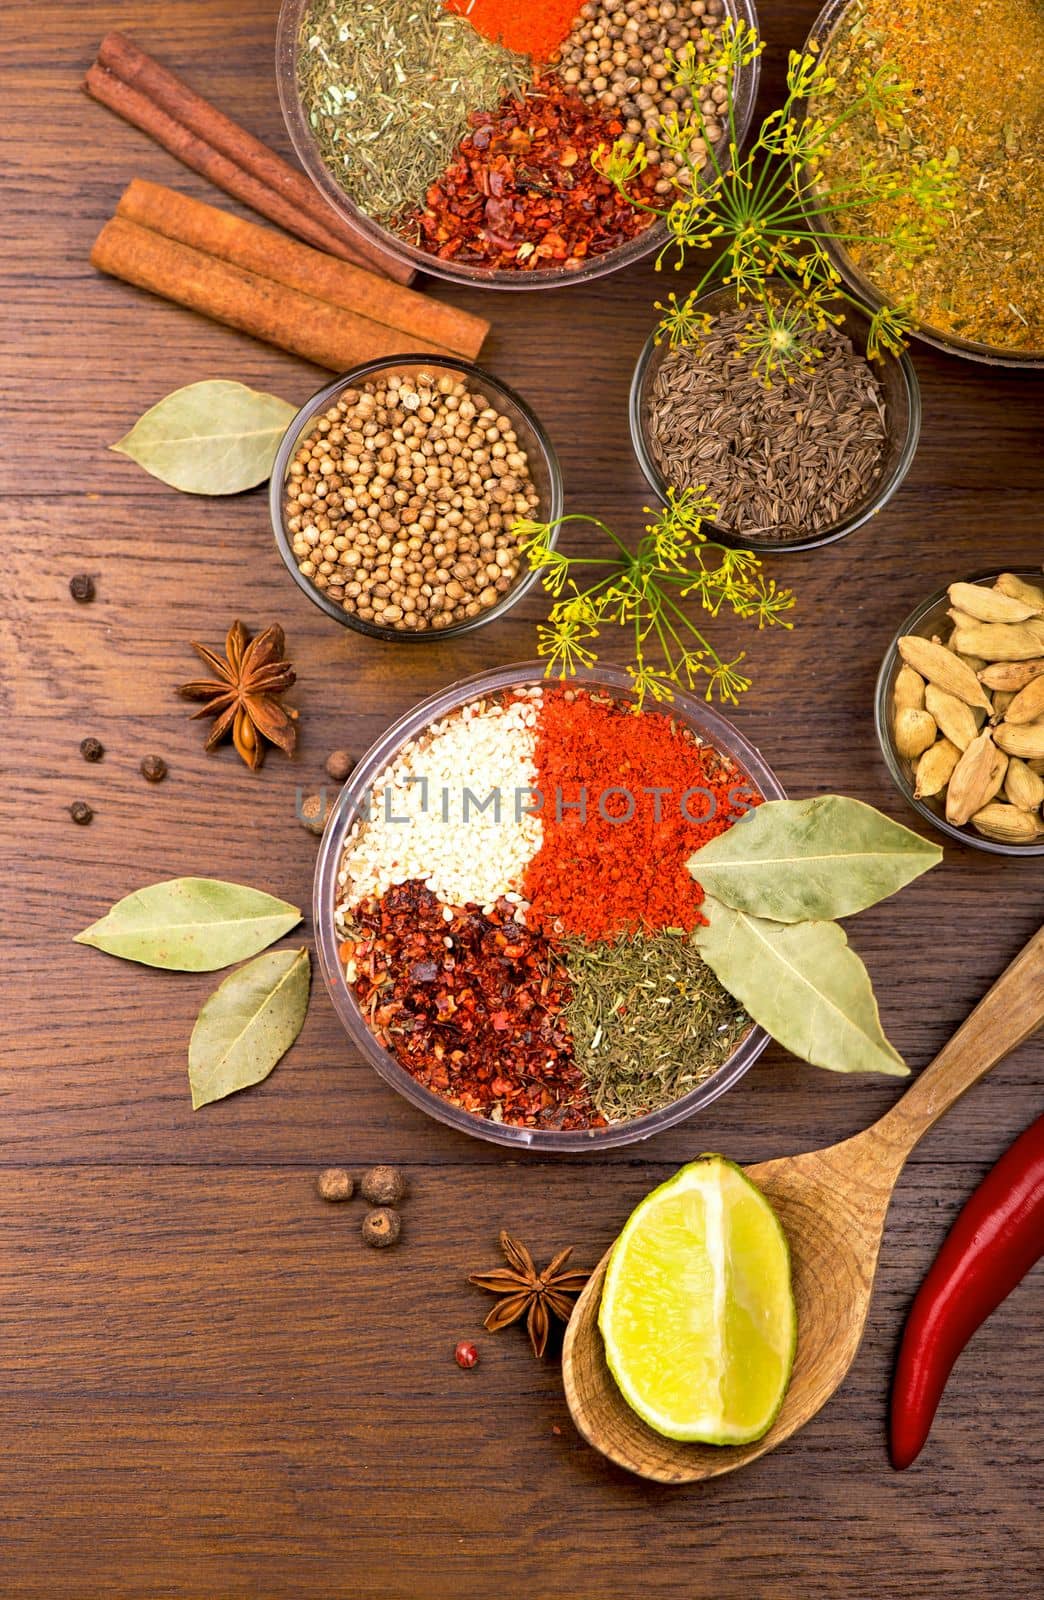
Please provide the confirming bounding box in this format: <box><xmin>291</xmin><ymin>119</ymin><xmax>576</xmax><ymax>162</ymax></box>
<box><xmin>871</xmin><ymin>924</ymin><xmax>1044</xmax><ymax>1161</ymax></box>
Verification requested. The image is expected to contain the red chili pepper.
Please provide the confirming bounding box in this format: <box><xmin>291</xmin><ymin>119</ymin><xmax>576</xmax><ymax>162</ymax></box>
<box><xmin>889</xmin><ymin>1112</ymin><xmax>1044</xmax><ymax>1469</ymax></box>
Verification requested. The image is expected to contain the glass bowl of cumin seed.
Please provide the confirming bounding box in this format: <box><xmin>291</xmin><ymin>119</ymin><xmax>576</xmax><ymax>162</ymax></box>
<box><xmin>629</xmin><ymin>282</ymin><xmax>921</xmax><ymax>553</ymax></box>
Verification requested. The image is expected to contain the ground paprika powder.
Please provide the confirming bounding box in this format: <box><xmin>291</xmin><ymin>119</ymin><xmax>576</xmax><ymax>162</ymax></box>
<box><xmin>443</xmin><ymin>0</ymin><xmax>583</xmax><ymax>62</ymax></box>
<box><xmin>522</xmin><ymin>690</ymin><xmax>760</xmax><ymax>941</ymax></box>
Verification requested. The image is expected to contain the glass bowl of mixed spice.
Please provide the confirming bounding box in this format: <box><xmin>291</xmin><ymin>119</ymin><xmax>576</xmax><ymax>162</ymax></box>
<box><xmin>270</xmin><ymin>358</ymin><xmax>562</xmax><ymax>638</ymax></box>
<box><xmin>875</xmin><ymin>569</ymin><xmax>1044</xmax><ymax>857</ymax></box>
<box><xmin>801</xmin><ymin>0</ymin><xmax>1044</xmax><ymax>367</ymax></box>
<box><xmin>276</xmin><ymin>0</ymin><xmax>761</xmax><ymax>287</ymax></box>
<box><xmin>314</xmin><ymin>663</ymin><xmax>785</xmax><ymax>1150</ymax></box>
<box><xmin>629</xmin><ymin>282</ymin><xmax>921</xmax><ymax>551</ymax></box>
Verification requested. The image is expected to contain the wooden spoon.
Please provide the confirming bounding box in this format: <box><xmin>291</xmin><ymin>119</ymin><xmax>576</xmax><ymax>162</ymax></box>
<box><xmin>562</xmin><ymin>926</ymin><xmax>1044</xmax><ymax>1483</ymax></box>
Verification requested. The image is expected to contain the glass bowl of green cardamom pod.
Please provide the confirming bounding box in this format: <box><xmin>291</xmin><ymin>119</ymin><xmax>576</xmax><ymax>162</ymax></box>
<box><xmin>275</xmin><ymin>0</ymin><xmax>762</xmax><ymax>290</ymax></box>
<box><xmin>629</xmin><ymin>281</ymin><xmax>921</xmax><ymax>552</ymax></box>
<box><xmin>875</xmin><ymin>570</ymin><xmax>1044</xmax><ymax>856</ymax></box>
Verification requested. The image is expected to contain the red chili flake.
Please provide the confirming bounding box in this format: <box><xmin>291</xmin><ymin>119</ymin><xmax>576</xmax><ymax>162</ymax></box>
<box><xmin>345</xmin><ymin>881</ymin><xmax>601</xmax><ymax>1132</ymax></box>
<box><xmin>398</xmin><ymin>80</ymin><xmax>661</xmax><ymax>272</ymax></box>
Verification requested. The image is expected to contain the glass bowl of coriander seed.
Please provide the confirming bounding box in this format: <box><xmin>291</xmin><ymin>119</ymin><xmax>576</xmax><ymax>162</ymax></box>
<box><xmin>875</xmin><ymin>569</ymin><xmax>1044</xmax><ymax>856</ymax></box>
<box><xmin>629</xmin><ymin>280</ymin><xmax>921</xmax><ymax>552</ymax></box>
<box><xmin>270</xmin><ymin>358</ymin><xmax>563</xmax><ymax>640</ymax></box>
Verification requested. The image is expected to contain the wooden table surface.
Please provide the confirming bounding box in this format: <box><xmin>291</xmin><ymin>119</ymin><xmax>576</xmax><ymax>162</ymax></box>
<box><xmin>3</xmin><ymin>2</ymin><xmax>1042</xmax><ymax>1595</ymax></box>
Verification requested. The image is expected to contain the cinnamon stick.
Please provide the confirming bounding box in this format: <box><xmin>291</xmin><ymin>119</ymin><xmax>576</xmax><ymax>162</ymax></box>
<box><xmin>116</xmin><ymin>180</ymin><xmax>488</xmax><ymax>360</ymax></box>
<box><xmin>91</xmin><ymin>215</ymin><xmax>455</xmax><ymax>370</ymax></box>
<box><xmin>85</xmin><ymin>33</ymin><xmax>414</xmax><ymax>286</ymax></box>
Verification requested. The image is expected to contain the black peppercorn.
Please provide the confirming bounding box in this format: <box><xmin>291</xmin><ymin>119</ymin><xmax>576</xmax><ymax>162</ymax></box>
<box><xmin>79</xmin><ymin>737</ymin><xmax>105</xmax><ymax>763</ymax></box>
<box><xmin>360</xmin><ymin>1165</ymin><xmax>408</xmax><ymax>1206</ymax></box>
<box><xmin>140</xmin><ymin>755</ymin><xmax>168</xmax><ymax>784</ymax></box>
<box><xmin>69</xmin><ymin>574</ymin><xmax>95</xmax><ymax>603</ymax></box>
<box><xmin>325</xmin><ymin>749</ymin><xmax>356</xmax><ymax>783</ymax></box>
<box><xmin>317</xmin><ymin>1167</ymin><xmax>354</xmax><ymax>1203</ymax></box>
<box><xmin>362</xmin><ymin>1207</ymin><xmax>401</xmax><ymax>1248</ymax></box>
<box><xmin>69</xmin><ymin>801</ymin><xmax>93</xmax><ymax>825</ymax></box>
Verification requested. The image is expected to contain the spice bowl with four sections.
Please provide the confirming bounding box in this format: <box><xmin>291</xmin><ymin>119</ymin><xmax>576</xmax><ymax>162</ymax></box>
<box><xmin>875</xmin><ymin>570</ymin><xmax>1044</xmax><ymax>858</ymax></box>
<box><xmin>270</xmin><ymin>357</ymin><xmax>563</xmax><ymax>640</ymax></box>
<box><xmin>797</xmin><ymin>0</ymin><xmax>1044</xmax><ymax>369</ymax></box>
<box><xmin>629</xmin><ymin>282</ymin><xmax>921</xmax><ymax>553</ymax></box>
<box><xmin>275</xmin><ymin>0</ymin><xmax>761</xmax><ymax>290</ymax></box>
<box><xmin>314</xmin><ymin>662</ymin><xmax>786</xmax><ymax>1152</ymax></box>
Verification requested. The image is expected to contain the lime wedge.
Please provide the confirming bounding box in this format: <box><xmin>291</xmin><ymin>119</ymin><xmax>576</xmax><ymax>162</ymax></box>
<box><xmin>599</xmin><ymin>1156</ymin><xmax>796</xmax><ymax>1444</ymax></box>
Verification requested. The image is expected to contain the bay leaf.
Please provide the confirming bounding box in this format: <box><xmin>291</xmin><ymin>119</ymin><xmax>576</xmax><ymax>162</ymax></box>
<box><xmin>189</xmin><ymin>946</ymin><xmax>311</xmax><ymax>1109</ymax></box>
<box><xmin>687</xmin><ymin>796</ymin><xmax>941</xmax><ymax>923</ymax></box>
<box><xmin>111</xmin><ymin>380</ymin><xmax>296</xmax><ymax>494</ymax></box>
<box><xmin>74</xmin><ymin>878</ymin><xmax>301</xmax><ymax>970</ymax></box>
<box><xmin>692</xmin><ymin>896</ymin><xmax>908</xmax><ymax>1076</ymax></box>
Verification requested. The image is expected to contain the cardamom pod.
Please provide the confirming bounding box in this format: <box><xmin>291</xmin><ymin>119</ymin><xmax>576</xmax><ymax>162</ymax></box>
<box><xmin>948</xmin><ymin>581</ymin><xmax>1040</xmax><ymax>624</ymax></box>
<box><xmin>970</xmin><ymin>802</ymin><xmax>1044</xmax><ymax>844</ymax></box>
<box><xmin>978</xmin><ymin>658</ymin><xmax>1044</xmax><ymax>691</ymax></box>
<box><xmin>897</xmin><ymin>636</ymin><xmax>992</xmax><ymax>710</ymax></box>
<box><xmin>983</xmin><ymin>744</ymin><xmax>1009</xmax><ymax>807</ymax></box>
<box><xmin>893</xmin><ymin>664</ymin><xmax>926</xmax><ymax>713</ymax></box>
<box><xmin>914</xmin><ymin>738</ymin><xmax>960</xmax><ymax>798</ymax></box>
<box><xmin>991</xmin><ymin>690</ymin><xmax>1016</xmax><ymax>714</ymax></box>
<box><xmin>952</xmin><ymin>622</ymin><xmax>1044</xmax><ymax>662</ymax></box>
<box><xmin>945</xmin><ymin>729</ymin><xmax>1000</xmax><ymax>826</ymax></box>
<box><xmin>947</xmin><ymin>608</ymin><xmax>979</xmax><ymax>633</ymax></box>
<box><xmin>1004</xmin><ymin>757</ymin><xmax>1044</xmax><ymax>813</ymax></box>
<box><xmin>995</xmin><ymin>572</ymin><xmax>1044</xmax><ymax>610</ymax></box>
<box><xmin>1003</xmin><ymin>674</ymin><xmax>1044</xmax><ymax>726</ymax></box>
<box><xmin>994</xmin><ymin>722</ymin><xmax>1044</xmax><ymax>760</ymax></box>
<box><xmin>924</xmin><ymin>684</ymin><xmax>980</xmax><ymax>751</ymax></box>
<box><xmin>894</xmin><ymin>707</ymin><xmax>937</xmax><ymax>760</ymax></box>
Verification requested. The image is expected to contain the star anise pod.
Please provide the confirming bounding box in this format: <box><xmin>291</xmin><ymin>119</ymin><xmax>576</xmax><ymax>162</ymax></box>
<box><xmin>179</xmin><ymin>620</ymin><xmax>298</xmax><ymax>771</ymax></box>
<box><xmin>468</xmin><ymin>1231</ymin><xmax>591</xmax><ymax>1359</ymax></box>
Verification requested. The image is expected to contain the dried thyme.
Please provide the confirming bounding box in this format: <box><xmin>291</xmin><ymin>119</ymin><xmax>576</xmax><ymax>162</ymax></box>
<box><xmin>564</xmin><ymin>930</ymin><xmax>750</xmax><ymax>1122</ymax></box>
<box><xmin>297</xmin><ymin>0</ymin><xmax>529</xmax><ymax>225</ymax></box>
<box><xmin>817</xmin><ymin>0</ymin><xmax>1044</xmax><ymax>354</ymax></box>
<box><xmin>648</xmin><ymin>305</ymin><xmax>888</xmax><ymax>540</ymax></box>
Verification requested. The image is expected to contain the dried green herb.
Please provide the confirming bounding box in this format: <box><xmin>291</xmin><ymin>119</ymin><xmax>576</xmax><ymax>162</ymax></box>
<box><xmin>74</xmin><ymin>878</ymin><xmax>302</xmax><ymax>971</ymax></box>
<box><xmin>692</xmin><ymin>897</ymin><xmax>908</xmax><ymax>1077</ymax></box>
<box><xmin>189</xmin><ymin>946</ymin><xmax>311</xmax><ymax>1109</ymax></box>
<box><xmin>297</xmin><ymin>0</ymin><xmax>528</xmax><ymax>225</ymax></box>
<box><xmin>111</xmin><ymin>381</ymin><xmax>297</xmax><ymax>495</ymax></box>
<box><xmin>564</xmin><ymin>930</ymin><xmax>750</xmax><ymax>1122</ymax></box>
<box><xmin>687</xmin><ymin>796</ymin><xmax>942</xmax><ymax>924</ymax></box>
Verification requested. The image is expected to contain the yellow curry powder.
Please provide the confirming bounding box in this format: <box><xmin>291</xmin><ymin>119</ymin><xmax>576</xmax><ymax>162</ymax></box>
<box><xmin>820</xmin><ymin>0</ymin><xmax>1044</xmax><ymax>353</ymax></box>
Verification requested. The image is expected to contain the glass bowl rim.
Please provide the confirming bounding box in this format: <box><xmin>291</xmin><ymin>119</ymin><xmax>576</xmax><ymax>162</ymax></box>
<box><xmin>797</xmin><ymin>0</ymin><xmax>1044</xmax><ymax>370</ymax></box>
<box><xmin>269</xmin><ymin>356</ymin><xmax>565</xmax><ymax>642</ymax></box>
<box><xmin>874</xmin><ymin>567</ymin><xmax>1044</xmax><ymax>857</ymax></box>
<box><xmin>274</xmin><ymin>0</ymin><xmax>763</xmax><ymax>291</ymax></box>
<box><xmin>313</xmin><ymin>660</ymin><xmax>786</xmax><ymax>1150</ymax></box>
<box><xmin>628</xmin><ymin>282</ymin><xmax>922</xmax><ymax>553</ymax></box>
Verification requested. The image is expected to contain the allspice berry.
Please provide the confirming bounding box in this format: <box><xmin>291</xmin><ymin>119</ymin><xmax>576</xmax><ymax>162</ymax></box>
<box><xmin>362</xmin><ymin>1207</ymin><xmax>401</xmax><ymax>1248</ymax></box>
<box><xmin>361</xmin><ymin>1165</ymin><xmax>408</xmax><ymax>1206</ymax></box>
<box><xmin>69</xmin><ymin>801</ymin><xmax>93</xmax><ymax>825</ymax></box>
<box><xmin>299</xmin><ymin>792</ymin><xmax>334</xmax><ymax>836</ymax></box>
<box><xmin>317</xmin><ymin>1167</ymin><xmax>354</xmax><ymax>1203</ymax></box>
<box><xmin>140</xmin><ymin>755</ymin><xmax>168</xmax><ymax>784</ymax></box>
<box><xmin>80</xmin><ymin>737</ymin><xmax>105</xmax><ymax>763</ymax></box>
<box><xmin>325</xmin><ymin>749</ymin><xmax>355</xmax><ymax>783</ymax></box>
<box><xmin>69</xmin><ymin>573</ymin><xmax>95</xmax><ymax>603</ymax></box>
